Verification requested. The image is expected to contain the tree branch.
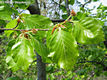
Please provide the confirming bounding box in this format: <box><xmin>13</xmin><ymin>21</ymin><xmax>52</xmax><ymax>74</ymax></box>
<box><xmin>82</xmin><ymin>0</ymin><xmax>92</xmax><ymax>8</ymax></box>
<box><xmin>12</xmin><ymin>22</ymin><xmax>19</xmax><ymax>29</ymax></box>
<box><xmin>65</xmin><ymin>0</ymin><xmax>70</xmax><ymax>16</ymax></box>
<box><xmin>51</xmin><ymin>19</ymin><xmax>65</xmax><ymax>22</ymax></box>
<box><xmin>0</xmin><ymin>19</ymin><xmax>68</xmax><ymax>31</ymax></box>
<box><xmin>0</xmin><ymin>28</ymin><xmax>50</xmax><ymax>31</ymax></box>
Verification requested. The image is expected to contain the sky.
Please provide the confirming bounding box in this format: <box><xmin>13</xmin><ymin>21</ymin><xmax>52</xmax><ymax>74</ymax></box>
<box><xmin>21</xmin><ymin>0</ymin><xmax>107</xmax><ymax>19</ymax></box>
<box><xmin>72</xmin><ymin>0</ymin><xmax>107</xmax><ymax>14</ymax></box>
<box><xmin>78</xmin><ymin>0</ymin><xmax>107</xmax><ymax>6</ymax></box>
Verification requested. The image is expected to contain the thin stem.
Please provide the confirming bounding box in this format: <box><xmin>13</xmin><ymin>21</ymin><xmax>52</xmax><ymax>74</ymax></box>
<box><xmin>12</xmin><ymin>22</ymin><xmax>19</xmax><ymax>29</ymax></box>
<box><xmin>61</xmin><ymin>15</ymin><xmax>72</xmax><ymax>25</ymax></box>
<box><xmin>82</xmin><ymin>0</ymin><xmax>92</xmax><ymax>8</ymax></box>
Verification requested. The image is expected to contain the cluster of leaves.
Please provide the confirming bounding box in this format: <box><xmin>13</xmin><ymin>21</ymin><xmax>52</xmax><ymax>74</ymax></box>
<box><xmin>0</xmin><ymin>0</ymin><xmax>107</xmax><ymax>80</ymax></box>
<box><xmin>0</xmin><ymin>6</ymin><xmax>104</xmax><ymax>72</ymax></box>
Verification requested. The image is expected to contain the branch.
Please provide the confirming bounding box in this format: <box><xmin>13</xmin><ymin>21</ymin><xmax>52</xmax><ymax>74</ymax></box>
<box><xmin>12</xmin><ymin>22</ymin><xmax>19</xmax><ymax>29</ymax></box>
<box><xmin>82</xmin><ymin>0</ymin><xmax>92</xmax><ymax>8</ymax></box>
<box><xmin>51</xmin><ymin>19</ymin><xmax>65</xmax><ymax>22</ymax></box>
<box><xmin>65</xmin><ymin>0</ymin><xmax>70</xmax><ymax>16</ymax></box>
<box><xmin>0</xmin><ymin>28</ymin><xmax>50</xmax><ymax>31</ymax></box>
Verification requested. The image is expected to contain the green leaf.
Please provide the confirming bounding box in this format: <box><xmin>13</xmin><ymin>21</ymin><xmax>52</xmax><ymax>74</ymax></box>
<box><xmin>72</xmin><ymin>17</ymin><xmax>104</xmax><ymax>44</ymax></box>
<box><xmin>0</xmin><ymin>5</ymin><xmax>13</xmax><ymax>21</ymax></box>
<box><xmin>30</xmin><ymin>35</ymin><xmax>50</xmax><ymax>62</ymax></box>
<box><xmin>76</xmin><ymin>12</ymin><xmax>87</xmax><ymax>20</ymax></box>
<box><xmin>59</xmin><ymin>5</ymin><xmax>66</xmax><ymax>12</ymax></box>
<box><xmin>20</xmin><ymin>14</ymin><xmax>53</xmax><ymax>29</ymax></box>
<box><xmin>0</xmin><ymin>6</ymin><xmax>4</xmax><ymax>10</ymax></box>
<box><xmin>47</xmin><ymin>30</ymin><xmax>78</xmax><ymax>70</ymax></box>
<box><xmin>4</xmin><ymin>19</ymin><xmax>17</xmax><ymax>36</ymax></box>
<box><xmin>93</xmin><ymin>0</ymin><xmax>99</xmax><ymax>2</ymax></box>
<box><xmin>6</xmin><ymin>77</ymin><xmax>20</xmax><ymax>80</ymax></box>
<box><xmin>68</xmin><ymin>0</ymin><xmax>75</xmax><ymax>5</ymax></box>
<box><xmin>6</xmin><ymin>37</ymin><xmax>35</xmax><ymax>71</ymax></box>
<box><xmin>0</xmin><ymin>19</ymin><xmax>6</xmax><ymax>26</ymax></box>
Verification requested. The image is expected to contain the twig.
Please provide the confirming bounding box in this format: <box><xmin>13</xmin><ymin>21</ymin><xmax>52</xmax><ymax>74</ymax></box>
<box><xmin>0</xmin><ymin>28</ymin><xmax>50</xmax><ymax>31</ymax></box>
<box><xmin>12</xmin><ymin>22</ymin><xmax>19</xmax><ymax>29</ymax></box>
<box><xmin>51</xmin><ymin>19</ymin><xmax>65</xmax><ymax>22</ymax></box>
<box><xmin>82</xmin><ymin>0</ymin><xmax>92</xmax><ymax>8</ymax></box>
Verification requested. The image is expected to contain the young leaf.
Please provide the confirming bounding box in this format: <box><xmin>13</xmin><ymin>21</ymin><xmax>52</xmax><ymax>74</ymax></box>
<box><xmin>4</xmin><ymin>19</ymin><xmax>17</xmax><ymax>37</ymax></box>
<box><xmin>20</xmin><ymin>14</ymin><xmax>53</xmax><ymax>29</ymax></box>
<box><xmin>47</xmin><ymin>30</ymin><xmax>78</xmax><ymax>70</ymax></box>
<box><xmin>6</xmin><ymin>37</ymin><xmax>35</xmax><ymax>71</ymax></box>
<box><xmin>72</xmin><ymin>17</ymin><xmax>105</xmax><ymax>44</ymax></box>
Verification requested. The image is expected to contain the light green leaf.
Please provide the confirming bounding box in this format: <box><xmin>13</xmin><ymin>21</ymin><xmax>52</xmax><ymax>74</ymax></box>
<box><xmin>4</xmin><ymin>19</ymin><xmax>17</xmax><ymax>36</ymax></box>
<box><xmin>20</xmin><ymin>14</ymin><xmax>53</xmax><ymax>29</ymax></box>
<box><xmin>72</xmin><ymin>17</ymin><xmax>104</xmax><ymax>44</ymax></box>
<box><xmin>0</xmin><ymin>6</ymin><xmax>4</xmax><ymax>10</ymax></box>
<box><xmin>6</xmin><ymin>37</ymin><xmax>35</xmax><ymax>71</ymax></box>
<box><xmin>47</xmin><ymin>30</ymin><xmax>78</xmax><ymax>70</ymax></box>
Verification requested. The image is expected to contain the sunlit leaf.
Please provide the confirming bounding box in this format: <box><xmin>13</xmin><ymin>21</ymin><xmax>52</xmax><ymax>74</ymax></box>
<box><xmin>47</xmin><ymin>30</ymin><xmax>78</xmax><ymax>70</ymax></box>
<box><xmin>72</xmin><ymin>17</ymin><xmax>104</xmax><ymax>44</ymax></box>
<box><xmin>4</xmin><ymin>19</ymin><xmax>17</xmax><ymax>36</ymax></box>
<box><xmin>20</xmin><ymin>14</ymin><xmax>53</xmax><ymax>29</ymax></box>
<box><xmin>6</xmin><ymin>37</ymin><xmax>35</xmax><ymax>71</ymax></box>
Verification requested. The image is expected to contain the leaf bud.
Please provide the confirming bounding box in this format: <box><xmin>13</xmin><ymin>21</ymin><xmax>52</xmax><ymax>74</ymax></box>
<box><xmin>71</xmin><ymin>9</ymin><xmax>76</xmax><ymax>16</ymax></box>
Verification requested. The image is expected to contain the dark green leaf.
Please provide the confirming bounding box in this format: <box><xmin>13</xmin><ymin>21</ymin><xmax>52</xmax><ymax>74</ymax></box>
<box><xmin>68</xmin><ymin>0</ymin><xmax>75</xmax><ymax>5</ymax></box>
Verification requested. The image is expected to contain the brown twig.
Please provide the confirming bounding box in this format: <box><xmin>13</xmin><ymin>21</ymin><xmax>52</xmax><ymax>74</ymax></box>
<box><xmin>51</xmin><ymin>19</ymin><xmax>65</xmax><ymax>22</ymax></box>
<box><xmin>12</xmin><ymin>22</ymin><xmax>19</xmax><ymax>29</ymax></box>
<box><xmin>0</xmin><ymin>28</ymin><xmax>50</xmax><ymax>31</ymax></box>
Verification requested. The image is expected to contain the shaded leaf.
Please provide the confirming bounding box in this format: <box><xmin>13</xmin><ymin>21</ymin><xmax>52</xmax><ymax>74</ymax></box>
<box><xmin>30</xmin><ymin>34</ymin><xmax>50</xmax><ymax>62</ymax></box>
<box><xmin>68</xmin><ymin>0</ymin><xmax>75</xmax><ymax>5</ymax></box>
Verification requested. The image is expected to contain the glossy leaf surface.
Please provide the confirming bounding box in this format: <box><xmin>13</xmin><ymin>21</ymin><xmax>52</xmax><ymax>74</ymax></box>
<box><xmin>72</xmin><ymin>17</ymin><xmax>104</xmax><ymax>44</ymax></box>
<box><xmin>6</xmin><ymin>37</ymin><xmax>35</xmax><ymax>71</ymax></box>
<box><xmin>20</xmin><ymin>14</ymin><xmax>53</xmax><ymax>29</ymax></box>
<box><xmin>47</xmin><ymin>30</ymin><xmax>78</xmax><ymax>70</ymax></box>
